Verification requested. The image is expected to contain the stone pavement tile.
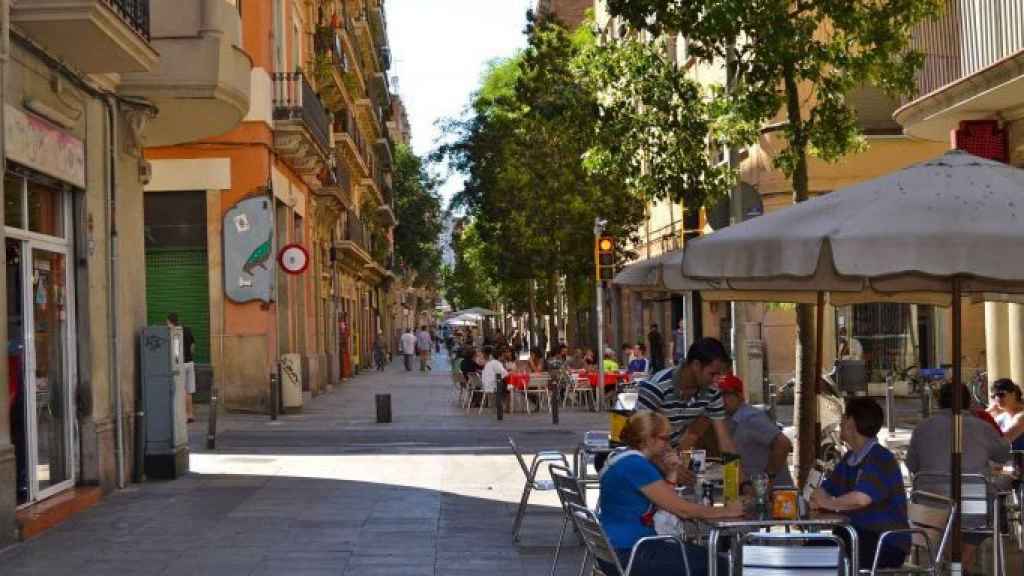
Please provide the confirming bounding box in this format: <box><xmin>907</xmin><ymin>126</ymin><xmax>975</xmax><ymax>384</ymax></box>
<box><xmin>249</xmin><ymin>550</ymin><xmax>351</xmax><ymax>576</ymax></box>
<box><xmin>159</xmin><ymin>548</ymin><xmax>267</xmax><ymax>576</ymax></box>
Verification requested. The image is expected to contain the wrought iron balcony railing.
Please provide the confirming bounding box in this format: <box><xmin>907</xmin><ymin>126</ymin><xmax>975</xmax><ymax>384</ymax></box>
<box><xmin>104</xmin><ymin>0</ymin><xmax>150</xmax><ymax>41</ymax></box>
<box><xmin>272</xmin><ymin>72</ymin><xmax>332</xmax><ymax>155</ymax></box>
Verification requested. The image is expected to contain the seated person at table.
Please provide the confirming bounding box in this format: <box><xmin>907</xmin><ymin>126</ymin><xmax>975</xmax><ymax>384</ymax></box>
<box><xmin>603</xmin><ymin>348</ymin><xmax>621</xmax><ymax>372</ymax></box>
<box><xmin>528</xmin><ymin>347</ymin><xmax>545</xmax><ymax>373</ymax></box>
<box><xmin>460</xmin><ymin>348</ymin><xmax>483</xmax><ymax>378</ymax></box>
<box><xmin>906</xmin><ymin>382</ymin><xmax>1009</xmax><ymax>573</ymax></box>
<box><xmin>565</xmin><ymin>348</ymin><xmax>585</xmax><ymax>370</ymax></box>
<box><xmin>599</xmin><ymin>412</ymin><xmax>740</xmax><ymax>576</ymax></box>
<box><xmin>718</xmin><ymin>374</ymin><xmax>794</xmax><ymax>488</ymax></box>
<box><xmin>621</xmin><ymin>342</ymin><xmax>634</xmax><ymax>366</ymax></box>
<box><xmin>812</xmin><ymin>398</ymin><xmax>909</xmax><ymax>570</ymax></box>
<box><xmin>637</xmin><ymin>338</ymin><xmax>737</xmax><ymax>454</ymax></box>
<box><xmin>583</xmin><ymin>348</ymin><xmax>597</xmax><ymax>369</ymax></box>
<box><xmin>627</xmin><ymin>344</ymin><xmax>651</xmax><ymax>375</ymax></box>
<box><xmin>480</xmin><ymin>345</ymin><xmax>508</xmax><ymax>397</ymax></box>
<box><xmin>989</xmin><ymin>378</ymin><xmax>1024</xmax><ymax>451</ymax></box>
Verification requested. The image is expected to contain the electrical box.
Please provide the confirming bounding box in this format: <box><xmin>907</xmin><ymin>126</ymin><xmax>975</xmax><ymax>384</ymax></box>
<box><xmin>281</xmin><ymin>353</ymin><xmax>303</xmax><ymax>412</ymax></box>
<box><xmin>140</xmin><ymin>325</ymin><xmax>189</xmax><ymax>478</ymax></box>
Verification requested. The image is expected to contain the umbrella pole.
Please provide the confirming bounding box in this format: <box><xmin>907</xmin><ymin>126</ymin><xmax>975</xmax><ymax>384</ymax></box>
<box><xmin>815</xmin><ymin>292</ymin><xmax>825</xmax><ymax>456</ymax></box>
<box><xmin>951</xmin><ymin>277</ymin><xmax>963</xmax><ymax>573</ymax></box>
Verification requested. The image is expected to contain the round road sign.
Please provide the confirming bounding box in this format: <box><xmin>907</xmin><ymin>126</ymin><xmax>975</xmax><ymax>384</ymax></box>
<box><xmin>278</xmin><ymin>243</ymin><xmax>309</xmax><ymax>274</ymax></box>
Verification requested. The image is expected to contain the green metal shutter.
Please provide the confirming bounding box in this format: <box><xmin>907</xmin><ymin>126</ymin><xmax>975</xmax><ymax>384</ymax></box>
<box><xmin>145</xmin><ymin>249</ymin><xmax>211</xmax><ymax>364</ymax></box>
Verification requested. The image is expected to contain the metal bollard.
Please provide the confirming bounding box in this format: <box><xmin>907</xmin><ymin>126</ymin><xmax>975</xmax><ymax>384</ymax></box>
<box><xmin>206</xmin><ymin>388</ymin><xmax>219</xmax><ymax>450</ymax></box>
<box><xmin>919</xmin><ymin>381</ymin><xmax>932</xmax><ymax>419</ymax></box>
<box><xmin>768</xmin><ymin>380</ymin><xmax>778</xmax><ymax>422</ymax></box>
<box><xmin>375</xmin><ymin>393</ymin><xmax>392</xmax><ymax>423</ymax></box>
<box><xmin>495</xmin><ymin>377</ymin><xmax>504</xmax><ymax>421</ymax></box>
<box><xmin>550</xmin><ymin>380</ymin><xmax>559</xmax><ymax>425</ymax></box>
<box><xmin>270</xmin><ymin>369</ymin><xmax>280</xmax><ymax>421</ymax></box>
<box><xmin>886</xmin><ymin>373</ymin><xmax>896</xmax><ymax>436</ymax></box>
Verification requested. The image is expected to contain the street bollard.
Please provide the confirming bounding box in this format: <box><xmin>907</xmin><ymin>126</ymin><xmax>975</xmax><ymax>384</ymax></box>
<box><xmin>496</xmin><ymin>377</ymin><xmax>504</xmax><ymax>421</ymax></box>
<box><xmin>550</xmin><ymin>379</ymin><xmax>559</xmax><ymax>425</ymax></box>
<box><xmin>768</xmin><ymin>380</ymin><xmax>778</xmax><ymax>422</ymax></box>
<box><xmin>206</xmin><ymin>388</ymin><xmax>219</xmax><ymax>450</ymax></box>
<box><xmin>885</xmin><ymin>373</ymin><xmax>896</xmax><ymax>436</ymax></box>
<box><xmin>375</xmin><ymin>394</ymin><xmax>392</xmax><ymax>423</ymax></box>
<box><xmin>270</xmin><ymin>369</ymin><xmax>280</xmax><ymax>421</ymax></box>
<box><xmin>920</xmin><ymin>381</ymin><xmax>932</xmax><ymax>420</ymax></box>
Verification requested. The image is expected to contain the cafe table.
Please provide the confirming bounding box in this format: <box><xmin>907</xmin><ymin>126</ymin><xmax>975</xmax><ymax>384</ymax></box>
<box><xmin>695</xmin><ymin>512</ymin><xmax>859</xmax><ymax>576</ymax></box>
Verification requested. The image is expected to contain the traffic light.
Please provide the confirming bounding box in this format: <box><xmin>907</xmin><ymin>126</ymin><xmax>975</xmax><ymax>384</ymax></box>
<box><xmin>596</xmin><ymin>236</ymin><xmax>615</xmax><ymax>281</ymax></box>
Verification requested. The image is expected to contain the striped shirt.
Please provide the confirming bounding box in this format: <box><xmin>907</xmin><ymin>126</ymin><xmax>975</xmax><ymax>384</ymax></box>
<box><xmin>637</xmin><ymin>373</ymin><xmax>725</xmax><ymax>446</ymax></box>
<box><xmin>822</xmin><ymin>440</ymin><xmax>909</xmax><ymax>551</ymax></box>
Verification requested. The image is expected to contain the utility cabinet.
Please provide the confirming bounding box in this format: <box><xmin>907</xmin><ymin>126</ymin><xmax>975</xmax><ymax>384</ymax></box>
<box><xmin>140</xmin><ymin>325</ymin><xmax>189</xmax><ymax>478</ymax></box>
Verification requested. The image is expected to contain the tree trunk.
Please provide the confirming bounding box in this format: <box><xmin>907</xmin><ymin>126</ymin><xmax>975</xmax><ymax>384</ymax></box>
<box><xmin>566</xmin><ymin>277</ymin><xmax>579</xmax><ymax>348</ymax></box>
<box><xmin>528</xmin><ymin>280</ymin><xmax>538</xmax><ymax>349</ymax></box>
<box><xmin>783</xmin><ymin>61</ymin><xmax>817</xmax><ymax>485</ymax></box>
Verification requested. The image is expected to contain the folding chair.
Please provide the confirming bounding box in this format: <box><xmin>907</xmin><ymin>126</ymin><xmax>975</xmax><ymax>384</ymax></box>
<box><xmin>525</xmin><ymin>373</ymin><xmax>552</xmax><ymax>414</ymax></box>
<box><xmin>567</xmin><ymin>503</ymin><xmax>691</xmax><ymax>576</ymax></box>
<box><xmin>549</xmin><ymin>464</ymin><xmax>590</xmax><ymax>576</ymax></box>
<box><xmin>509</xmin><ymin>436</ymin><xmax>570</xmax><ymax>542</ymax></box>
<box><xmin>565</xmin><ymin>374</ymin><xmax>596</xmax><ymax>410</ymax></box>
<box><xmin>741</xmin><ymin>532</ymin><xmax>845</xmax><ymax>576</ymax></box>
<box><xmin>464</xmin><ymin>372</ymin><xmax>483</xmax><ymax>412</ymax></box>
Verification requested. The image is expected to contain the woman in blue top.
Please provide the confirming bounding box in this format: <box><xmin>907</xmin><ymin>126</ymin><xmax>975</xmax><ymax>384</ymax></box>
<box><xmin>598</xmin><ymin>412</ymin><xmax>741</xmax><ymax>575</ymax></box>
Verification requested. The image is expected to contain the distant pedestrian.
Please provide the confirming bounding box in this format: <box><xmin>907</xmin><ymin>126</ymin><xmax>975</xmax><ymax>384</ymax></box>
<box><xmin>416</xmin><ymin>325</ymin><xmax>433</xmax><ymax>371</ymax></box>
<box><xmin>648</xmin><ymin>323</ymin><xmax>665</xmax><ymax>373</ymax></box>
<box><xmin>167</xmin><ymin>313</ymin><xmax>196</xmax><ymax>423</ymax></box>
<box><xmin>373</xmin><ymin>331</ymin><xmax>387</xmax><ymax>371</ymax></box>
<box><xmin>672</xmin><ymin>318</ymin><xmax>688</xmax><ymax>366</ymax></box>
<box><xmin>400</xmin><ymin>329</ymin><xmax>417</xmax><ymax>371</ymax></box>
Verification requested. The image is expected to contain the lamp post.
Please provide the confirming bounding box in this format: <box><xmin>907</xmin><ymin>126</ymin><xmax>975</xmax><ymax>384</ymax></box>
<box><xmin>595</xmin><ymin>217</ymin><xmax>607</xmax><ymax>410</ymax></box>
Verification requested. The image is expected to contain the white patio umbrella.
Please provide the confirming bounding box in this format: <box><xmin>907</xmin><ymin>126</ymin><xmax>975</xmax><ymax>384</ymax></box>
<box><xmin>454</xmin><ymin>307</ymin><xmax>497</xmax><ymax>317</ymax></box>
<box><xmin>682</xmin><ymin>150</ymin><xmax>1024</xmax><ymax>568</ymax></box>
<box><xmin>443</xmin><ymin>317</ymin><xmax>476</xmax><ymax>327</ymax></box>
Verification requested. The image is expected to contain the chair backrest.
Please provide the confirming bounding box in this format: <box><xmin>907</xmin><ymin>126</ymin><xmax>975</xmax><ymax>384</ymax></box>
<box><xmin>467</xmin><ymin>372</ymin><xmax>483</xmax><ymax>390</ymax></box>
<box><xmin>567</xmin><ymin>503</ymin><xmax>623</xmax><ymax>573</ymax></box>
<box><xmin>631</xmin><ymin>372</ymin><xmax>650</xmax><ymax>383</ymax></box>
<box><xmin>508</xmin><ymin>436</ymin><xmax>532</xmax><ymax>478</ymax></box>
<box><xmin>550</xmin><ymin>464</ymin><xmax>587</xmax><ymax>511</ymax></box>
<box><xmin>912</xmin><ymin>472</ymin><xmax>991</xmax><ymax>529</ymax></box>
<box><xmin>528</xmin><ymin>373</ymin><xmax>551</xmax><ymax>389</ymax></box>
<box><xmin>741</xmin><ymin>532</ymin><xmax>844</xmax><ymax>576</ymax></box>
<box><xmin>908</xmin><ymin>490</ymin><xmax>957</xmax><ymax>566</ymax></box>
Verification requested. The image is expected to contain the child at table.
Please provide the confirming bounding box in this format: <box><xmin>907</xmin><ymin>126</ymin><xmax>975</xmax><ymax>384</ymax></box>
<box><xmin>599</xmin><ymin>412</ymin><xmax>740</xmax><ymax>576</ymax></box>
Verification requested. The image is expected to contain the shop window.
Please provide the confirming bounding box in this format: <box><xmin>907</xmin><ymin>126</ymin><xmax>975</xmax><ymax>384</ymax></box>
<box><xmin>5</xmin><ymin>175</ymin><xmax>24</xmax><ymax>229</ymax></box>
<box><xmin>28</xmin><ymin>181</ymin><xmax>64</xmax><ymax>238</ymax></box>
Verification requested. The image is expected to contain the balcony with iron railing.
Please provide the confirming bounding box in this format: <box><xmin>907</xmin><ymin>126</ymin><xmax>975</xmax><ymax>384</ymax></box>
<box><xmin>896</xmin><ymin>0</ymin><xmax>1024</xmax><ymax>140</ymax></box>
<box><xmin>334</xmin><ymin>111</ymin><xmax>370</xmax><ymax>178</ymax></box>
<box><xmin>272</xmin><ymin>72</ymin><xmax>333</xmax><ymax>186</ymax></box>
<box><xmin>12</xmin><ymin>0</ymin><xmax>158</xmax><ymax>73</ymax></box>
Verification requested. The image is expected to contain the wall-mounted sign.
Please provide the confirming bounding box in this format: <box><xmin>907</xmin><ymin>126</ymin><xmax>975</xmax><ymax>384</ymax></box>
<box><xmin>278</xmin><ymin>243</ymin><xmax>309</xmax><ymax>275</ymax></box>
<box><xmin>5</xmin><ymin>104</ymin><xmax>85</xmax><ymax>188</ymax></box>
<box><xmin>224</xmin><ymin>194</ymin><xmax>275</xmax><ymax>303</ymax></box>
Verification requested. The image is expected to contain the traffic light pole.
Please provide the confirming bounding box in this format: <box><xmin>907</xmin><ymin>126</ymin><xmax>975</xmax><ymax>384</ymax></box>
<box><xmin>595</xmin><ymin>218</ymin><xmax>606</xmax><ymax>411</ymax></box>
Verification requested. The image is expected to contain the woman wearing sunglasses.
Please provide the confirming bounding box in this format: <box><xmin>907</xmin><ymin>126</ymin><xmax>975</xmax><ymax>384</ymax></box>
<box><xmin>597</xmin><ymin>411</ymin><xmax>741</xmax><ymax>575</ymax></box>
<box><xmin>989</xmin><ymin>379</ymin><xmax>1024</xmax><ymax>451</ymax></box>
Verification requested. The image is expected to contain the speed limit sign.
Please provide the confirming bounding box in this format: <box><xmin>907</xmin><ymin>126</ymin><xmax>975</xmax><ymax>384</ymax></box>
<box><xmin>278</xmin><ymin>243</ymin><xmax>309</xmax><ymax>275</ymax></box>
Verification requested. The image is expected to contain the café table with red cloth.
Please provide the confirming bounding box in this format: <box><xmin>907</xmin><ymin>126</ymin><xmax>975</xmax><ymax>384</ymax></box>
<box><xmin>581</xmin><ymin>370</ymin><xmax>627</xmax><ymax>389</ymax></box>
<box><xmin>506</xmin><ymin>372</ymin><xmax>533</xmax><ymax>391</ymax></box>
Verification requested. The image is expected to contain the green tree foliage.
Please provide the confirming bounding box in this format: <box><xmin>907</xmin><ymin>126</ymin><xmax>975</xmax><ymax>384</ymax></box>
<box><xmin>437</xmin><ymin>12</ymin><xmax>647</xmax><ymax>314</ymax></box>
<box><xmin>441</xmin><ymin>220</ymin><xmax>499</xmax><ymax>311</ymax></box>
<box><xmin>393</xmin><ymin>144</ymin><xmax>443</xmax><ymax>288</ymax></box>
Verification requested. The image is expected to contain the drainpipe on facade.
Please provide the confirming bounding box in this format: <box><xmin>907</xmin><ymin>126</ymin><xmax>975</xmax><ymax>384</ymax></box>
<box><xmin>104</xmin><ymin>96</ymin><xmax>125</xmax><ymax>489</ymax></box>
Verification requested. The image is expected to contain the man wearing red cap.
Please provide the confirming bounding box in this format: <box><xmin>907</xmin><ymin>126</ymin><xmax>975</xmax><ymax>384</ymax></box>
<box><xmin>718</xmin><ymin>373</ymin><xmax>795</xmax><ymax>487</ymax></box>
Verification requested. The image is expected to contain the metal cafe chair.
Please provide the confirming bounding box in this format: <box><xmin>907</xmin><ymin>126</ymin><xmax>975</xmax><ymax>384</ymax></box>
<box><xmin>913</xmin><ymin>472</ymin><xmax>1006</xmax><ymax>576</ymax></box>
<box><xmin>858</xmin><ymin>490</ymin><xmax>956</xmax><ymax>576</ymax></box>
<box><xmin>567</xmin><ymin>502</ymin><xmax>691</xmax><ymax>576</ymax></box>
<box><xmin>525</xmin><ymin>372</ymin><xmax>552</xmax><ymax>414</ymax></box>
<box><xmin>463</xmin><ymin>372</ymin><xmax>483</xmax><ymax>413</ymax></box>
<box><xmin>549</xmin><ymin>464</ymin><xmax>590</xmax><ymax>576</ymax></box>
<box><xmin>741</xmin><ymin>532</ymin><xmax>846</xmax><ymax>576</ymax></box>
<box><xmin>509</xmin><ymin>435</ymin><xmax>570</xmax><ymax>542</ymax></box>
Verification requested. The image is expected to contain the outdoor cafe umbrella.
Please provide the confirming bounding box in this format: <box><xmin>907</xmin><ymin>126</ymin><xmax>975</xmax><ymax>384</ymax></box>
<box><xmin>681</xmin><ymin>149</ymin><xmax>1024</xmax><ymax>568</ymax></box>
<box><xmin>454</xmin><ymin>307</ymin><xmax>497</xmax><ymax>317</ymax></box>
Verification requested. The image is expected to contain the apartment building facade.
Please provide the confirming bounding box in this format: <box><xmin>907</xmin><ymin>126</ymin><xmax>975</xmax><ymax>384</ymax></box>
<box><xmin>0</xmin><ymin>0</ymin><xmax>252</xmax><ymax>544</ymax></box>
<box><xmin>143</xmin><ymin>0</ymin><xmax>396</xmax><ymax>412</ymax></box>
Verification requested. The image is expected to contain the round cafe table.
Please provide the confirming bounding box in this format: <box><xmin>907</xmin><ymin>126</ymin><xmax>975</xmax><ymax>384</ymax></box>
<box><xmin>506</xmin><ymin>372</ymin><xmax>532</xmax><ymax>390</ymax></box>
<box><xmin>583</xmin><ymin>370</ymin><xmax>627</xmax><ymax>389</ymax></box>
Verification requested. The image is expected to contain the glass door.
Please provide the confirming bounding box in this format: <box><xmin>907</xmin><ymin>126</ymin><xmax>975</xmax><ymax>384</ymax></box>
<box><xmin>29</xmin><ymin>246</ymin><xmax>70</xmax><ymax>497</ymax></box>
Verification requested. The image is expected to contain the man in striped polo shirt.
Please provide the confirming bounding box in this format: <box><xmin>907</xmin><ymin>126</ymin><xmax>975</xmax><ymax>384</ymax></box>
<box><xmin>636</xmin><ymin>338</ymin><xmax>737</xmax><ymax>454</ymax></box>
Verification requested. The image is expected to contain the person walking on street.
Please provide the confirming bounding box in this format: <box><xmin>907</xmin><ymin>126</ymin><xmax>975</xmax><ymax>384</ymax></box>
<box><xmin>372</xmin><ymin>331</ymin><xmax>387</xmax><ymax>371</ymax></box>
<box><xmin>167</xmin><ymin>313</ymin><xmax>197</xmax><ymax>423</ymax></box>
<box><xmin>648</xmin><ymin>323</ymin><xmax>665</xmax><ymax>373</ymax></box>
<box><xmin>416</xmin><ymin>325</ymin><xmax>433</xmax><ymax>371</ymax></box>
<box><xmin>672</xmin><ymin>318</ymin><xmax>688</xmax><ymax>366</ymax></box>
<box><xmin>400</xmin><ymin>329</ymin><xmax>417</xmax><ymax>371</ymax></box>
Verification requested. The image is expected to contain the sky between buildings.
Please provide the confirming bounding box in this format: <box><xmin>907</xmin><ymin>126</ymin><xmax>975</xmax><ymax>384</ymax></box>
<box><xmin>385</xmin><ymin>0</ymin><xmax>534</xmax><ymax>203</ymax></box>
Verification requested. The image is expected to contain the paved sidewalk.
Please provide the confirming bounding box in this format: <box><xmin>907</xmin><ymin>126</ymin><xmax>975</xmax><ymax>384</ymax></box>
<box><xmin>0</xmin><ymin>351</ymin><xmax>606</xmax><ymax>575</ymax></box>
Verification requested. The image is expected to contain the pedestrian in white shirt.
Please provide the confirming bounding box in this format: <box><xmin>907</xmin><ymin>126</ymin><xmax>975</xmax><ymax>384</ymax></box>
<box><xmin>400</xmin><ymin>329</ymin><xmax>417</xmax><ymax>372</ymax></box>
<box><xmin>481</xmin><ymin>345</ymin><xmax>508</xmax><ymax>395</ymax></box>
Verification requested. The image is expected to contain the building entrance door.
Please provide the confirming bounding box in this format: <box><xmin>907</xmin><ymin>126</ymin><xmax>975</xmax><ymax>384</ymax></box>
<box><xmin>7</xmin><ymin>239</ymin><xmax>75</xmax><ymax>505</ymax></box>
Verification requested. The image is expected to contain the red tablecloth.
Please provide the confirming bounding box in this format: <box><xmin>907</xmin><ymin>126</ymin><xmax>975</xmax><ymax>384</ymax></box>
<box><xmin>507</xmin><ymin>372</ymin><xmax>534</xmax><ymax>390</ymax></box>
<box><xmin>582</xmin><ymin>371</ymin><xmax>627</xmax><ymax>389</ymax></box>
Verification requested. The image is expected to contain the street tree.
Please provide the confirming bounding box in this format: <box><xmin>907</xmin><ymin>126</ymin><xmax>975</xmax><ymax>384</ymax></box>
<box><xmin>604</xmin><ymin>0</ymin><xmax>942</xmax><ymax>480</ymax></box>
<box><xmin>393</xmin><ymin>143</ymin><xmax>444</xmax><ymax>289</ymax></box>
